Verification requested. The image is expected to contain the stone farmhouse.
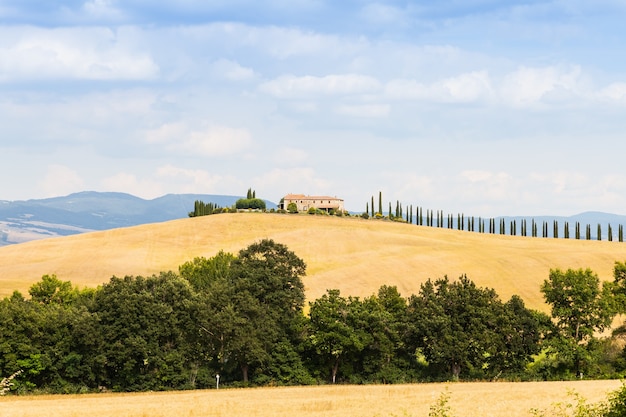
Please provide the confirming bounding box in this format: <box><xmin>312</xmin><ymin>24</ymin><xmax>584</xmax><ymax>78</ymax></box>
<box><xmin>280</xmin><ymin>194</ymin><xmax>344</xmax><ymax>213</ymax></box>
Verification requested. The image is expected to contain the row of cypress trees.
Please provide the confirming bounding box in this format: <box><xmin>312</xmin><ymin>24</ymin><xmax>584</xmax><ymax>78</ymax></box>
<box><xmin>366</xmin><ymin>192</ymin><xmax>625</xmax><ymax>242</ymax></box>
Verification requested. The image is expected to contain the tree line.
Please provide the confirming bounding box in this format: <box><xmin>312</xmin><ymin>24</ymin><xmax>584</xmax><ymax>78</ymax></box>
<box><xmin>1</xmin><ymin>240</ymin><xmax>626</xmax><ymax>394</ymax></box>
<box><xmin>188</xmin><ymin>188</ymin><xmax>266</xmax><ymax>218</ymax></box>
<box><xmin>365</xmin><ymin>192</ymin><xmax>626</xmax><ymax>242</ymax></box>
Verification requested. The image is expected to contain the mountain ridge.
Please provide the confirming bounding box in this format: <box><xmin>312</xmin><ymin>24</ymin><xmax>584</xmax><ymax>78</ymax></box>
<box><xmin>2</xmin><ymin>191</ymin><xmax>625</xmax><ymax>246</ymax></box>
<box><xmin>0</xmin><ymin>191</ymin><xmax>277</xmax><ymax>246</ymax></box>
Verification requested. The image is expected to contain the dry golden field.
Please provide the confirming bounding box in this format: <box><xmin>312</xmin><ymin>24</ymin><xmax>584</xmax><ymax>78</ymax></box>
<box><xmin>0</xmin><ymin>380</ymin><xmax>623</xmax><ymax>417</ymax></box>
<box><xmin>1</xmin><ymin>213</ymin><xmax>626</xmax><ymax>311</ymax></box>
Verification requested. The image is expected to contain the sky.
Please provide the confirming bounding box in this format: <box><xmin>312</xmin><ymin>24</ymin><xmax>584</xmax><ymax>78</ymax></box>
<box><xmin>2</xmin><ymin>1</ymin><xmax>626</xmax><ymax>216</ymax></box>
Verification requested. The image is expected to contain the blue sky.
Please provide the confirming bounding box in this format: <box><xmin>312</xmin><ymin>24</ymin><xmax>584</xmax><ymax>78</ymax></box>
<box><xmin>2</xmin><ymin>1</ymin><xmax>626</xmax><ymax>216</ymax></box>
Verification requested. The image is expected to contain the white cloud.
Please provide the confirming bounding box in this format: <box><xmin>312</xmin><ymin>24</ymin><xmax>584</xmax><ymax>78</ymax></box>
<box><xmin>273</xmin><ymin>147</ymin><xmax>308</xmax><ymax>165</ymax></box>
<box><xmin>0</xmin><ymin>26</ymin><xmax>159</xmax><ymax>81</ymax></box>
<box><xmin>385</xmin><ymin>71</ymin><xmax>493</xmax><ymax>103</ymax></box>
<box><xmin>359</xmin><ymin>3</ymin><xmax>408</xmax><ymax>26</ymax></box>
<box><xmin>39</xmin><ymin>165</ymin><xmax>85</xmax><ymax>197</ymax></box>
<box><xmin>100</xmin><ymin>172</ymin><xmax>164</xmax><ymax>199</ymax></box>
<box><xmin>335</xmin><ymin>103</ymin><xmax>390</xmax><ymax>118</ymax></box>
<box><xmin>499</xmin><ymin>65</ymin><xmax>583</xmax><ymax>107</ymax></box>
<box><xmin>145</xmin><ymin>123</ymin><xmax>253</xmax><ymax>157</ymax></box>
<box><xmin>598</xmin><ymin>82</ymin><xmax>626</xmax><ymax>102</ymax></box>
<box><xmin>154</xmin><ymin>164</ymin><xmax>242</xmax><ymax>195</ymax></box>
<box><xmin>256</xmin><ymin>168</ymin><xmax>331</xmax><ymax>196</ymax></box>
<box><xmin>211</xmin><ymin>58</ymin><xmax>257</xmax><ymax>81</ymax></box>
<box><xmin>81</xmin><ymin>0</ymin><xmax>125</xmax><ymax>20</ymax></box>
<box><xmin>259</xmin><ymin>74</ymin><xmax>381</xmax><ymax>98</ymax></box>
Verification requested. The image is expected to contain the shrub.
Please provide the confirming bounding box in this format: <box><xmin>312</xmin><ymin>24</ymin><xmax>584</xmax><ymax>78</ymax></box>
<box><xmin>235</xmin><ymin>198</ymin><xmax>266</xmax><ymax>210</ymax></box>
<box><xmin>529</xmin><ymin>390</ymin><xmax>608</xmax><ymax>417</ymax></box>
<box><xmin>606</xmin><ymin>383</ymin><xmax>626</xmax><ymax>417</ymax></box>
<box><xmin>361</xmin><ymin>212</ymin><xmax>369</xmax><ymax>219</ymax></box>
<box><xmin>287</xmin><ymin>202</ymin><xmax>298</xmax><ymax>214</ymax></box>
<box><xmin>429</xmin><ymin>388</ymin><xmax>455</xmax><ymax>417</ymax></box>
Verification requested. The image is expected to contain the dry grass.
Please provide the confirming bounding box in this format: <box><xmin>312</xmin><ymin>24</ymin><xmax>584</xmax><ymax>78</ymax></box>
<box><xmin>1</xmin><ymin>213</ymin><xmax>626</xmax><ymax>311</ymax></box>
<box><xmin>0</xmin><ymin>380</ymin><xmax>622</xmax><ymax>417</ymax></box>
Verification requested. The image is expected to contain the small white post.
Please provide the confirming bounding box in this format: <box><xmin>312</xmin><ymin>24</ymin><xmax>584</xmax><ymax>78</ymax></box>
<box><xmin>216</xmin><ymin>373</ymin><xmax>220</xmax><ymax>390</ymax></box>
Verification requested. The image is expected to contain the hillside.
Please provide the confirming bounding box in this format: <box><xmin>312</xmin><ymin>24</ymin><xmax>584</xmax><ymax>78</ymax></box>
<box><xmin>0</xmin><ymin>191</ymin><xmax>277</xmax><ymax>246</ymax></box>
<box><xmin>1</xmin><ymin>213</ymin><xmax>625</xmax><ymax>312</ymax></box>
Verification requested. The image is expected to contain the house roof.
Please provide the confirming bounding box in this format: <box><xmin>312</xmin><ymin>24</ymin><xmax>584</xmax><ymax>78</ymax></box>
<box><xmin>283</xmin><ymin>194</ymin><xmax>343</xmax><ymax>201</ymax></box>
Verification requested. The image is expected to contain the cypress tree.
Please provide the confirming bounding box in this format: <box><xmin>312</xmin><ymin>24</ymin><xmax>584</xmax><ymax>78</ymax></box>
<box><xmin>378</xmin><ymin>192</ymin><xmax>382</xmax><ymax>216</ymax></box>
<box><xmin>586</xmin><ymin>224</ymin><xmax>591</xmax><ymax>240</ymax></box>
<box><xmin>389</xmin><ymin>202</ymin><xmax>392</xmax><ymax>219</ymax></box>
<box><xmin>371</xmin><ymin>196</ymin><xmax>375</xmax><ymax>217</ymax></box>
<box><xmin>597</xmin><ymin>224</ymin><xmax>602</xmax><ymax>241</ymax></box>
<box><xmin>608</xmin><ymin>224</ymin><xmax>613</xmax><ymax>242</ymax></box>
<box><xmin>619</xmin><ymin>224</ymin><xmax>623</xmax><ymax>242</ymax></box>
<box><xmin>575</xmin><ymin>222</ymin><xmax>580</xmax><ymax>240</ymax></box>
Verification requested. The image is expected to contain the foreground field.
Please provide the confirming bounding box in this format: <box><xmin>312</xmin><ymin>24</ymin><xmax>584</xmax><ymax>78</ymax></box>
<box><xmin>1</xmin><ymin>380</ymin><xmax>622</xmax><ymax>417</ymax></box>
<box><xmin>2</xmin><ymin>213</ymin><xmax>626</xmax><ymax>311</ymax></box>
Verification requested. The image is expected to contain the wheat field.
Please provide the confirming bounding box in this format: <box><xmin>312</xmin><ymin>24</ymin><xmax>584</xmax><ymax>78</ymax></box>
<box><xmin>0</xmin><ymin>380</ymin><xmax>622</xmax><ymax>417</ymax></box>
<box><xmin>1</xmin><ymin>214</ymin><xmax>626</xmax><ymax>415</ymax></box>
<box><xmin>1</xmin><ymin>213</ymin><xmax>625</xmax><ymax>311</ymax></box>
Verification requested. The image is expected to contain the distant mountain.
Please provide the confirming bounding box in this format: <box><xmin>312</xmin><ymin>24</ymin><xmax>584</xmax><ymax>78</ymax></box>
<box><xmin>0</xmin><ymin>191</ymin><xmax>277</xmax><ymax>246</ymax></box>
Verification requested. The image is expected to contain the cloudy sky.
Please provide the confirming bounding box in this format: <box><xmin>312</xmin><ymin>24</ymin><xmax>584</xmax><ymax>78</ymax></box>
<box><xmin>2</xmin><ymin>1</ymin><xmax>626</xmax><ymax>216</ymax></box>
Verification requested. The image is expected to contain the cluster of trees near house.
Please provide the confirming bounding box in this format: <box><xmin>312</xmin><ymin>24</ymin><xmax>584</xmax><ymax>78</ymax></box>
<box><xmin>366</xmin><ymin>192</ymin><xmax>626</xmax><ymax>242</ymax></box>
<box><xmin>1</xmin><ymin>239</ymin><xmax>626</xmax><ymax>394</ymax></box>
<box><xmin>188</xmin><ymin>189</ymin><xmax>267</xmax><ymax>217</ymax></box>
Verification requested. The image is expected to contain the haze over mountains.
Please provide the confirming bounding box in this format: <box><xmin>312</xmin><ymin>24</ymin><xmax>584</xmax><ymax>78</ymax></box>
<box><xmin>0</xmin><ymin>191</ymin><xmax>277</xmax><ymax>246</ymax></box>
<box><xmin>1</xmin><ymin>191</ymin><xmax>625</xmax><ymax>246</ymax></box>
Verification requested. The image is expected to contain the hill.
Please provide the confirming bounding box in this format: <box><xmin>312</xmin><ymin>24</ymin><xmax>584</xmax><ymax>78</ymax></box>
<box><xmin>0</xmin><ymin>191</ymin><xmax>277</xmax><ymax>246</ymax></box>
<box><xmin>1</xmin><ymin>213</ymin><xmax>625</xmax><ymax>312</ymax></box>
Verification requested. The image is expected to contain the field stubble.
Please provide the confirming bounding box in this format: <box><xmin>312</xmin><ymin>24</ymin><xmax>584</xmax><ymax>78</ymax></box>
<box><xmin>2</xmin><ymin>213</ymin><xmax>626</xmax><ymax>313</ymax></box>
<box><xmin>0</xmin><ymin>380</ymin><xmax>622</xmax><ymax>417</ymax></box>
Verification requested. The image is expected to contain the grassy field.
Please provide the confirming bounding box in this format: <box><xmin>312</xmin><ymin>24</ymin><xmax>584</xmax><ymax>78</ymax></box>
<box><xmin>0</xmin><ymin>380</ymin><xmax>622</xmax><ymax>417</ymax></box>
<box><xmin>1</xmin><ymin>213</ymin><xmax>626</xmax><ymax>311</ymax></box>
<box><xmin>0</xmin><ymin>213</ymin><xmax>626</xmax><ymax>311</ymax></box>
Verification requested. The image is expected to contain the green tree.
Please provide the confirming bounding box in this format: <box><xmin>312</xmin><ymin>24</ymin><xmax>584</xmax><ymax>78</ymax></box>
<box><xmin>541</xmin><ymin>268</ymin><xmax>616</xmax><ymax>376</ymax></box>
<box><xmin>28</xmin><ymin>274</ymin><xmax>79</xmax><ymax>306</ymax></box>
<box><xmin>90</xmin><ymin>273</ymin><xmax>198</xmax><ymax>391</ymax></box>
<box><xmin>287</xmin><ymin>202</ymin><xmax>298</xmax><ymax>213</ymax></box>
<box><xmin>406</xmin><ymin>275</ymin><xmax>537</xmax><ymax>380</ymax></box>
<box><xmin>179</xmin><ymin>251</ymin><xmax>235</xmax><ymax>293</ymax></box>
<box><xmin>229</xmin><ymin>239</ymin><xmax>308</xmax><ymax>383</ymax></box>
<box><xmin>308</xmin><ymin>289</ymin><xmax>369</xmax><ymax>383</ymax></box>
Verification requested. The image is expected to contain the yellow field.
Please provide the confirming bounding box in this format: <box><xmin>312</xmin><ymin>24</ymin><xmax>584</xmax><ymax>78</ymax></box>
<box><xmin>0</xmin><ymin>380</ymin><xmax>622</xmax><ymax>417</ymax></box>
<box><xmin>1</xmin><ymin>213</ymin><xmax>626</xmax><ymax>311</ymax></box>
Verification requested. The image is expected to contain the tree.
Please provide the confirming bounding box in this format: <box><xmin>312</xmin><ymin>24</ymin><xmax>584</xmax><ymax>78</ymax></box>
<box><xmin>287</xmin><ymin>202</ymin><xmax>298</xmax><ymax>213</ymax></box>
<box><xmin>308</xmin><ymin>290</ymin><xmax>370</xmax><ymax>383</ymax></box>
<box><xmin>406</xmin><ymin>275</ymin><xmax>520</xmax><ymax>380</ymax></box>
<box><xmin>90</xmin><ymin>273</ymin><xmax>198</xmax><ymax>391</ymax></box>
<box><xmin>179</xmin><ymin>251</ymin><xmax>235</xmax><ymax>292</ymax></box>
<box><xmin>28</xmin><ymin>274</ymin><xmax>78</xmax><ymax>306</ymax></box>
<box><xmin>228</xmin><ymin>239</ymin><xmax>308</xmax><ymax>383</ymax></box>
<box><xmin>541</xmin><ymin>268</ymin><xmax>616</xmax><ymax>376</ymax></box>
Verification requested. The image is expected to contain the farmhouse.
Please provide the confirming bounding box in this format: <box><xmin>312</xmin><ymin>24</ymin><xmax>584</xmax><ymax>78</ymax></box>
<box><xmin>280</xmin><ymin>194</ymin><xmax>344</xmax><ymax>213</ymax></box>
